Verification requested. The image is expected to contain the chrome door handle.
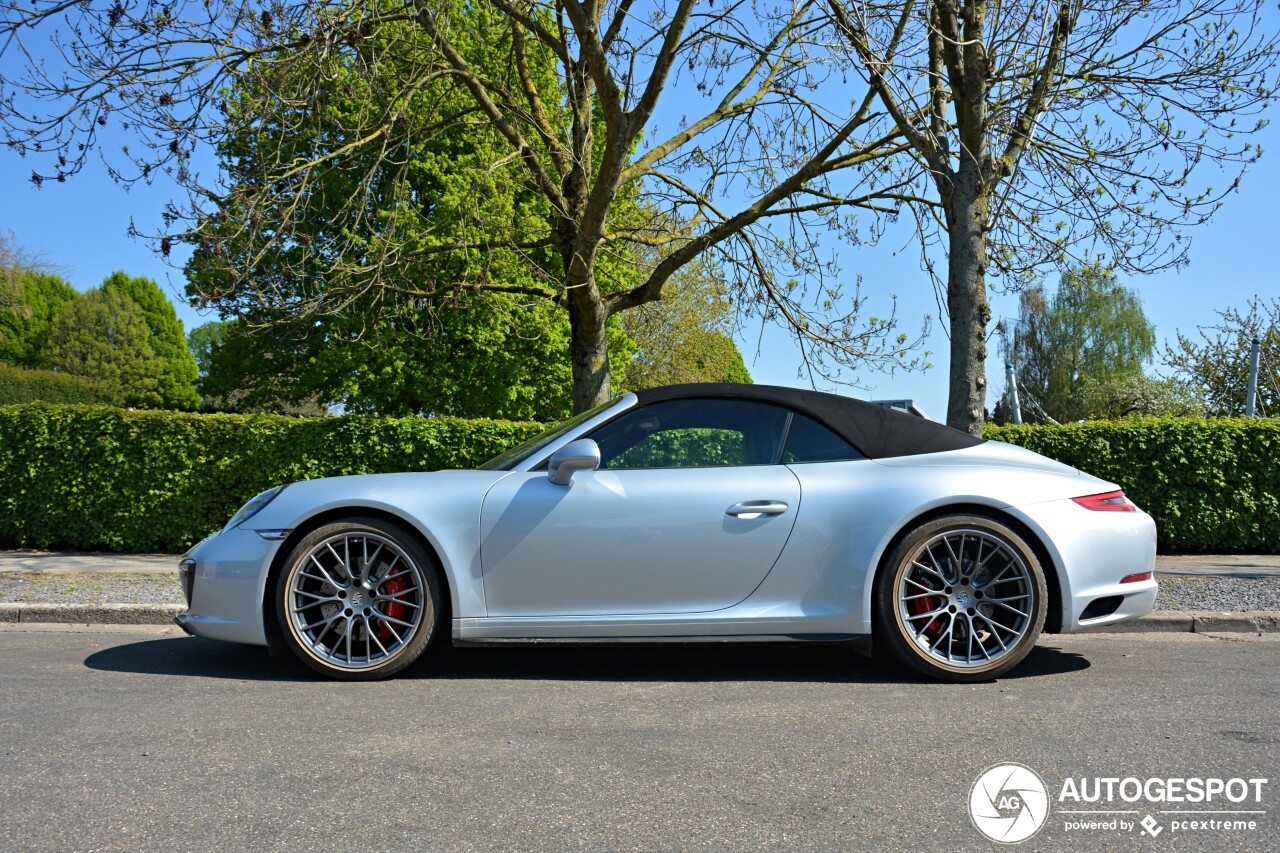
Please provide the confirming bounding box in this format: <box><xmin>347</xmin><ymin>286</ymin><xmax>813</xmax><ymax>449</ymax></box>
<box><xmin>725</xmin><ymin>500</ymin><xmax>789</xmax><ymax>519</ymax></box>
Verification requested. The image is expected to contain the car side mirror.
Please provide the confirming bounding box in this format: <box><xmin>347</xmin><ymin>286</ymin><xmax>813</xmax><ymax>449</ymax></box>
<box><xmin>548</xmin><ymin>439</ymin><xmax>601</xmax><ymax>485</ymax></box>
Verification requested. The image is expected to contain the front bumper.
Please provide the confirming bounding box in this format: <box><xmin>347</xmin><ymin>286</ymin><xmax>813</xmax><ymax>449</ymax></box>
<box><xmin>175</xmin><ymin>527</ymin><xmax>285</xmax><ymax>647</ymax></box>
<box><xmin>1013</xmin><ymin>497</ymin><xmax>1158</xmax><ymax>633</ymax></box>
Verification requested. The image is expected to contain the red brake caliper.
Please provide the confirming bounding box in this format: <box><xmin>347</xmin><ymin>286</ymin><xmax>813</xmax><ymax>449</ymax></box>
<box><xmin>908</xmin><ymin>580</ymin><xmax>943</xmax><ymax>639</ymax></box>
<box><xmin>377</xmin><ymin>576</ymin><xmax>407</xmax><ymax>645</ymax></box>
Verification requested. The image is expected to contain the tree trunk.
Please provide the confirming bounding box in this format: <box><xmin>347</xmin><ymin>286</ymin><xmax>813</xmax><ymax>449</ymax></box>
<box><xmin>944</xmin><ymin>168</ymin><xmax>992</xmax><ymax>437</ymax></box>
<box><xmin>568</xmin><ymin>289</ymin><xmax>611</xmax><ymax>413</ymax></box>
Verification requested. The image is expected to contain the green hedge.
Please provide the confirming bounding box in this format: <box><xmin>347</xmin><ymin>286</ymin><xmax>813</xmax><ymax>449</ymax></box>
<box><xmin>0</xmin><ymin>404</ymin><xmax>541</xmax><ymax>553</ymax></box>
<box><xmin>0</xmin><ymin>363</ymin><xmax>111</xmax><ymax>405</ymax></box>
<box><xmin>2</xmin><ymin>405</ymin><xmax>1275</xmax><ymax>554</ymax></box>
<box><xmin>987</xmin><ymin>418</ymin><xmax>1280</xmax><ymax>553</ymax></box>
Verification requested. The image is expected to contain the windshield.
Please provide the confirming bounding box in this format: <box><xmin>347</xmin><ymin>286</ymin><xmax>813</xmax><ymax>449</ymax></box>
<box><xmin>478</xmin><ymin>399</ymin><xmax>620</xmax><ymax>471</ymax></box>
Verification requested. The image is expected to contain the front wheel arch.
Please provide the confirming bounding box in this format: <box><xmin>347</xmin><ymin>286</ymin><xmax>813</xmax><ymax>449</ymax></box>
<box><xmin>261</xmin><ymin>505</ymin><xmax>454</xmax><ymax>654</ymax></box>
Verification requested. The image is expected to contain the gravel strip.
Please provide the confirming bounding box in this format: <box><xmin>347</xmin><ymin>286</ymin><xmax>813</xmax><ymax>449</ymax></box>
<box><xmin>0</xmin><ymin>572</ymin><xmax>183</xmax><ymax>606</ymax></box>
<box><xmin>2</xmin><ymin>570</ymin><xmax>1278</xmax><ymax>613</ymax></box>
<box><xmin>1154</xmin><ymin>575</ymin><xmax>1280</xmax><ymax>612</ymax></box>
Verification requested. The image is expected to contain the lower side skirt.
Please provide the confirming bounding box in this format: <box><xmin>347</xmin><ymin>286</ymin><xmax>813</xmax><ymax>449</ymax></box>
<box><xmin>453</xmin><ymin>634</ymin><xmax>871</xmax><ymax>655</ymax></box>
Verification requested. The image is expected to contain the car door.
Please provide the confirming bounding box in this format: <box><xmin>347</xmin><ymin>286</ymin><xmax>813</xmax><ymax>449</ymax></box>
<box><xmin>479</xmin><ymin>398</ymin><xmax>802</xmax><ymax>616</ymax></box>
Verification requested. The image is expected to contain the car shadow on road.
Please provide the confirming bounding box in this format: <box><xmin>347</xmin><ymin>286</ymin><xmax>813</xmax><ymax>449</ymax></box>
<box><xmin>84</xmin><ymin>636</ymin><xmax>1090</xmax><ymax>684</ymax></box>
<box><xmin>84</xmin><ymin>636</ymin><xmax>313</xmax><ymax>682</ymax></box>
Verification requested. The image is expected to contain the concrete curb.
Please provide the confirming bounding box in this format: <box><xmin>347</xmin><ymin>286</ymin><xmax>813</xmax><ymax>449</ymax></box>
<box><xmin>1077</xmin><ymin>611</ymin><xmax>1280</xmax><ymax>634</ymax></box>
<box><xmin>0</xmin><ymin>603</ymin><xmax>183</xmax><ymax>625</ymax></box>
<box><xmin>0</xmin><ymin>602</ymin><xmax>1277</xmax><ymax>632</ymax></box>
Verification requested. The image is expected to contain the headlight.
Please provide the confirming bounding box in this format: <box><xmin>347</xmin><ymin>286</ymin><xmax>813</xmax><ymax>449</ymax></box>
<box><xmin>224</xmin><ymin>485</ymin><xmax>287</xmax><ymax>531</ymax></box>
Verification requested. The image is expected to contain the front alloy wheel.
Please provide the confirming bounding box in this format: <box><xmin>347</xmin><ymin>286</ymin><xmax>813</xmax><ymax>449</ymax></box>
<box><xmin>875</xmin><ymin>515</ymin><xmax>1047</xmax><ymax>681</ymax></box>
<box><xmin>276</xmin><ymin>518</ymin><xmax>440</xmax><ymax>680</ymax></box>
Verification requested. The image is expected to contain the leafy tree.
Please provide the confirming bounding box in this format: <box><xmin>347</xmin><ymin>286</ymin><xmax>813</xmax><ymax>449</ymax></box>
<box><xmin>100</xmin><ymin>271</ymin><xmax>200</xmax><ymax>409</ymax></box>
<box><xmin>624</xmin><ymin>329</ymin><xmax>751</xmax><ymax>390</ymax></box>
<box><xmin>0</xmin><ymin>230</ymin><xmax>57</xmax><ymax>307</ymax></box>
<box><xmin>1005</xmin><ymin>265</ymin><xmax>1155</xmax><ymax>422</ymax></box>
<box><xmin>186</xmin><ymin>320</ymin><xmax>229</xmax><ymax>388</ymax></box>
<box><xmin>189</xmin><ymin>303</ymin><xmax>632</xmax><ymax>420</ymax></box>
<box><xmin>620</xmin><ymin>257</ymin><xmax>752</xmax><ymax>390</ymax></box>
<box><xmin>308</xmin><ymin>301</ymin><xmax>635</xmax><ymax>421</ymax></box>
<box><xmin>2</xmin><ymin>0</ymin><xmax>924</xmax><ymax>414</ymax></box>
<box><xmin>1164</xmin><ymin>297</ymin><xmax>1280</xmax><ymax>417</ymax></box>
<box><xmin>0</xmin><ymin>269</ymin><xmax>76</xmax><ymax>367</ymax></box>
<box><xmin>182</xmin><ymin>23</ymin><xmax>633</xmax><ymax>420</ymax></box>
<box><xmin>826</xmin><ymin>0</ymin><xmax>1278</xmax><ymax>433</ymax></box>
<box><xmin>187</xmin><ymin>319</ymin><xmax>324</xmax><ymax>414</ymax></box>
<box><xmin>42</xmin><ymin>288</ymin><xmax>164</xmax><ymax>407</ymax></box>
<box><xmin>0</xmin><ymin>231</ymin><xmax>23</xmax><ymax>312</ymax></box>
<box><xmin>1077</xmin><ymin>374</ymin><xmax>1205</xmax><ymax>420</ymax></box>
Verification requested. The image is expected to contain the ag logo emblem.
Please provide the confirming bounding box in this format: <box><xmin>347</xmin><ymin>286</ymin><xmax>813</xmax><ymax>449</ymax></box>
<box><xmin>969</xmin><ymin>763</ymin><xmax>1050</xmax><ymax>843</ymax></box>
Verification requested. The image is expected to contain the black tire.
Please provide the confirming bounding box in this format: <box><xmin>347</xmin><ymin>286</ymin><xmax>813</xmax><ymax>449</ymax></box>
<box><xmin>874</xmin><ymin>514</ymin><xmax>1047</xmax><ymax>682</ymax></box>
<box><xmin>275</xmin><ymin>517</ymin><xmax>442</xmax><ymax>680</ymax></box>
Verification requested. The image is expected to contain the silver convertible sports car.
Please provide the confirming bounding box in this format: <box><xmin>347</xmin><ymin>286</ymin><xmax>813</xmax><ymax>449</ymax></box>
<box><xmin>175</xmin><ymin>383</ymin><xmax>1157</xmax><ymax>682</ymax></box>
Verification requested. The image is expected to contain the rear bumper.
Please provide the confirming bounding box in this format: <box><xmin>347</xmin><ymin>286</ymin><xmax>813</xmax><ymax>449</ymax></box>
<box><xmin>1011</xmin><ymin>498</ymin><xmax>1158</xmax><ymax>633</ymax></box>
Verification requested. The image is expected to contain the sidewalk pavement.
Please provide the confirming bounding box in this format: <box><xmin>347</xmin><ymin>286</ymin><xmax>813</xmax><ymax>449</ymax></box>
<box><xmin>0</xmin><ymin>550</ymin><xmax>1277</xmax><ymax>632</ymax></box>
<box><xmin>0</xmin><ymin>551</ymin><xmax>179</xmax><ymax>574</ymax></box>
<box><xmin>1150</xmin><ymin>555</ymin><xmax>1280</xmax><ymax>578</ymax></box>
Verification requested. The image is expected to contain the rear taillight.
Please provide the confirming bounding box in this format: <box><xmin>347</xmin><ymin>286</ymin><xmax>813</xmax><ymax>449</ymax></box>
<box><xmin>1072</xmin><ymin>490</ymin><xmax>1137</xmax><ymax>512</ymax></box>
<box><xmin>1120</xmin><ymin>571</ymin><xmax>1153</xmax><ymax>584</ymax></box>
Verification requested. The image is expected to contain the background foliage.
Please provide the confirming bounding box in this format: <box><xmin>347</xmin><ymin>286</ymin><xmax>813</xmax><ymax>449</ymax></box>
<box><xmin>0</xmin><ymin>404</ymin><xmax>540</xmax><ymax>552</ymax></box>
<box><xmin>999</xmin><ymin>264</ymin><xmax>1156</xmax><ymax>423</ymax></box>
<box><xmin>0</xmin><ymin>364</ymin><xmax>111</xmax><ymax>405</ymax></box>
<box><xmin>2</xmin><ymin>246</ymin><xmax>200</xmax><ymax>410</ymax></box>
<box><xmin>0</xmin><ymin>269</ymin><xmax>76</xmax><ymax>366</ymax></box>
<box><xmin>1</xmin><ymin>405</ymin><xmax>1274</xmax><ymax>554</ymax></box>
<box><xmin>619</xmin><ymin>255</ymin><xmax>752</xmax><ymax>391</ymax></box>
<box><xmin>183</xmin><ymin>9</ymin><xmax>648</xmax><ymax>417</ymax></box>
<box><xmin>188</xmin><ymin>304</ymin><xmax>634</xmax><ymax>421</ymax></box>
<box><xmin>40</xmin><ymin>288</ymin><xmax>166</xmax><ymax>408</ymax></box>
<box><xmin>988</xmin><ymin>418</ymin><xmax>1279</xmax><ymax>553</ymax></box>
<box><xmin>1164</xmin><ymin>297</ymin><xmax>1280</xmax><ymax>417</ymax></box>
<box><xmin>100</xmin><ymin>272</ymin><xmax>201</xmax><ymax>410</ymax></box>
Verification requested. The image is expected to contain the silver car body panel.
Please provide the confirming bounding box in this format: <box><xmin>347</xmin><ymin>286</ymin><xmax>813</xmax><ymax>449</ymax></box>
<box><xmin>478</xmin><ymin>466</ymin><xmax>801</xmax><ymax>616</ymax></box>
<box><xmin>177</xmin><ymin>397</ymin><xmax>1157</xmax><ymax>648</ymax></box>
<box><xmin>179</xmin><ymin>470</ymin><xmax>510</xmax><ymax>644</ymax></box>
<box><xmin>176</xmin><ymin>527</ymin><xmax>282</xmax><ymax>645</ymax></box>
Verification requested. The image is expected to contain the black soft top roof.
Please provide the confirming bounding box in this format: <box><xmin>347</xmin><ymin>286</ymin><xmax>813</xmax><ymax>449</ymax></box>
<box><xmin>632</xmin><ymin>383</ymin><xmax>983</xmax><ymax>459</ymax></box>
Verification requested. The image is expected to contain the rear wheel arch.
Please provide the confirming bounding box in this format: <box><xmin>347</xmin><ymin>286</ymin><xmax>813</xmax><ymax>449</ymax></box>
<box><xmin>261</xmin><ymin>505</ymin><xmax>455</xmax><ymax>653</ymax></box>
<box><xmin>869</xmin><ymin>503</ymin><xmax>1063</xmax><ymax>636</ymax></box>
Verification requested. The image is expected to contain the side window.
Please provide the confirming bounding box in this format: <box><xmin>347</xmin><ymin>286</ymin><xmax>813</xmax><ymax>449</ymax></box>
<box><xmin>781</xmin><ymin>413</ymin><xmax>865</xmax><ymax>463</ymax></box>
<box><xmin>591</xmin><ymin>399</ymin><xmax>790</xmax><ymax>469</ymax></box>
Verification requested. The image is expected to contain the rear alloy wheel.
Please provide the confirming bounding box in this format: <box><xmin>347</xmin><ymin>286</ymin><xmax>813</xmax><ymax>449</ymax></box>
<box><xmin>275</xmin><ymin>518</ymin><xmax>441</xmax><ymax>680</ymax></box>
<box><xmin>875</xmin><ymin>515</ymin><xmax>1046</xmax><ymax>682</ymax></box>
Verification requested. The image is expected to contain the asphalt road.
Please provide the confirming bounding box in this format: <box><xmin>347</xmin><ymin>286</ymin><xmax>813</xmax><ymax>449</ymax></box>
<box><xmin>0</xmin><ymin>629</ymin><xmax>1275</xmax><ymax>853</ymax></box>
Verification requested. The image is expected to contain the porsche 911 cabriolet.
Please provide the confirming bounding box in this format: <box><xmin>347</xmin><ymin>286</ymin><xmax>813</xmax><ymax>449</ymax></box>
<box><xmin>175</xmin><ymin>383</ymin><xmax>1157</xmax><ymax>681</ymax></box>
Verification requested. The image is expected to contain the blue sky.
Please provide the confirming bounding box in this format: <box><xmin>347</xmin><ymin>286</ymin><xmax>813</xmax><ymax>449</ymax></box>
<box><xmin>2</xmin><ymin>28</ymin><xmax>1278</xmax><ymax>420</ymax></box>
